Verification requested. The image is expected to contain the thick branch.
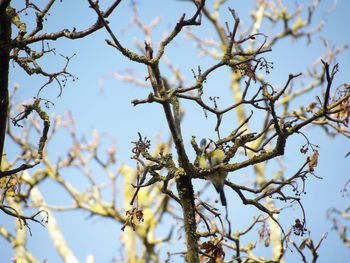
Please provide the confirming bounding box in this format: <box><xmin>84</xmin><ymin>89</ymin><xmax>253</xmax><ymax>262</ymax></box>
<box><xmin>0</xmin><ymin>3</ymin><xmax>11</xmax><ymax>170</ymax></box>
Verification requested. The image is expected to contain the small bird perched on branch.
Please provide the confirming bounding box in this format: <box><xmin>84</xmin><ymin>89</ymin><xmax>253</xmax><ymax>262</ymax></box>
<box><xmin>199</xmin><ymin>138</ymin><xmax>227</xmax><ymax>206</ymax></box>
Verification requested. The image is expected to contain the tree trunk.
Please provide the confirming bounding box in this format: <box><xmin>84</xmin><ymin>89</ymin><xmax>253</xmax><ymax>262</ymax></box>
<box><xmin>0</xmin><ymin>2</ymin><xmax>11</xmax><ymax>170</ymax></box>
<box><xmin>176</xmin><ymin>175</ymin><xmax>199</xmax><ymax>263</ymax></box>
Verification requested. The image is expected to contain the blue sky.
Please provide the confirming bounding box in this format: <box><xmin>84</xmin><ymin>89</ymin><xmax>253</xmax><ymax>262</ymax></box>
<box><xmin>2</xmin><ymin>0</ymin><xmax>350</xmax><ymax>262</ymax></box>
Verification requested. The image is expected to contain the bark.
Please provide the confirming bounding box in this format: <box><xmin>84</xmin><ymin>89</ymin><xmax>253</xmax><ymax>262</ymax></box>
<box><xmin>176</xmin><ymin>173</ymin><xmax>199</xmax><ymax>263</ymax></box>
<box><xmin>0</xmin><ymin>1</ymin><xmax>11</xmax><ymax>170</ymax></box>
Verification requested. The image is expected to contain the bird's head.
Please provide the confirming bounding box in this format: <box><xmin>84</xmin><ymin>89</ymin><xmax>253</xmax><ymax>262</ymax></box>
<box><xmin>200</xmin><ymin>138</ymin><xmax>217</xmax><ymax>155</ymax></box>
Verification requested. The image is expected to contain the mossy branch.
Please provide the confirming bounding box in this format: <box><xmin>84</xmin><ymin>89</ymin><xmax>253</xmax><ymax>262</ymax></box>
<box><xmin>0</xmin><ymin>99</ymin><xmax>50</xmax><ymax>178</ymax></box>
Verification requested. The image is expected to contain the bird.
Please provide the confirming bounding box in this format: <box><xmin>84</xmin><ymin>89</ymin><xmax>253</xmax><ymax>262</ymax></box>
<box><xmin>199</xmin><ymin>138</ymin><xmax>227</xmax><ymax>206</ymax></box>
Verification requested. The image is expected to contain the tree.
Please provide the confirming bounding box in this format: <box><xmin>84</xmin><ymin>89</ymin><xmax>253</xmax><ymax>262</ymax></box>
<box><xmin>1</xmin><ymin>1</ymin><xmax>349</xmax><ymax>262</ymax></box>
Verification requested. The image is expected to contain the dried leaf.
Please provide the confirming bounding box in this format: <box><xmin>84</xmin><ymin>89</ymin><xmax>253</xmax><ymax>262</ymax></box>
<box><xmin>309</xmin><ymin>101</ymin><xmax>317</xmax><ymax>111</ymax></box>
<box><xmin>308</xmin><ymin>150</ymin><xmax>319</xmax><ymax>171</ymax></box>
<box><xmin>200</xmin><ymin>240</ymin><xmax>225</xmax><ymax>263</ymax></box>
<box><xmin>258</xmin><ymin>225</ymin><xmax>265</xmax><ymax>244</ymax></box>
<box><xmin>121</xmin><ymin>208</ymin><xmax>144</xmax><ymax>231</ymax></box>
<box><xmin>246</xmin><ymin>68</ymin><xmax>256</xmax><ymax>82</ymax></box>
<box><xmin>264</xmin><ymin>233</ymin><xmax>270</xmax><ymax>247</ymax></box>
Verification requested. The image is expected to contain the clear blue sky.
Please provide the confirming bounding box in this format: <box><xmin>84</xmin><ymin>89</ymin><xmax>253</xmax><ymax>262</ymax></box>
<box><xmin>2</xmin><ymin>0</ymin><xmax>350</xmax><ymax>262</ymax></box>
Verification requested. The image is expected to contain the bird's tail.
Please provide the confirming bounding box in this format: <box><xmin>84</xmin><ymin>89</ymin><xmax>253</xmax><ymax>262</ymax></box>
<box><xmin>213</xmin><ymin>183</ymin><xmax>227</xmax><ymax>206</ymax></box>
<box><xmin>219</xmin><ymin>189</ymin><xmax>227</xmax><ymax>206</ymax></box>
